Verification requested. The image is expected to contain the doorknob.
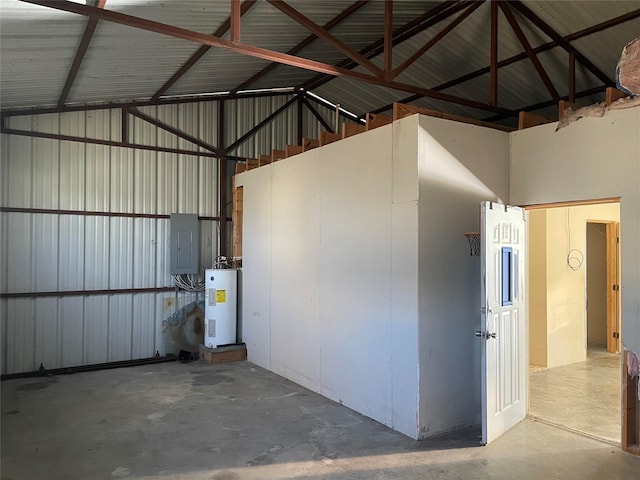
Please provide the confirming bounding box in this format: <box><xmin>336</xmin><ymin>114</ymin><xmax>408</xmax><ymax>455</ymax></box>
<box><xmin>475</xmin><ymin>331</ymin><xmax>497</xmax><ymax>340</ymax></box>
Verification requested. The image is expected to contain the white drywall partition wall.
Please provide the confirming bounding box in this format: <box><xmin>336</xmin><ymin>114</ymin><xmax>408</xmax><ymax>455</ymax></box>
<box><xmin>237</xmin><ymin>117</ymin><xmax>421</xmax><ymax>438</ymax></box>
<box><xmin>416</xmin><ymin>116</ymin><xmax>510</xmax><ymax>436</ymax></box>
<box><xmin>510</xmin><ymin>108</ymin><xmax>640</xmax><ymax>355</ymax></box>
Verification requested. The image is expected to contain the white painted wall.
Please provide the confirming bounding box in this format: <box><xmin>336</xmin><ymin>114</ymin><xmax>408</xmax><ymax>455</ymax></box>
<box><xmin>237</xmin><ymin>118</ymin><xmax>421</xmax><ymax>438</ymax></box>
<box><xmin>510</xmin><ymin>108</ymin><xmax>640</xmax><ymax>355</ymax></box>
<box><xmin>416</xmin><ymin>116</ymin><xmax>510</xmax><ymax>436</ymax></box>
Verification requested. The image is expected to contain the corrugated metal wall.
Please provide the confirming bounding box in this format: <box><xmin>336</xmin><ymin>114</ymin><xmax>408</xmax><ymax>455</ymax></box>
<box><xmin>1</xmin><ymin>94</ymin><xmax>334</xmax><ymax>375</ymax></box>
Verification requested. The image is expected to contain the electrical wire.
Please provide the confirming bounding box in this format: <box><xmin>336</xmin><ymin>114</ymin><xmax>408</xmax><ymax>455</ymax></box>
<box><xmin>566</xmin><ymin>208</ymin><xmax>584</xmax><ymax>271</ymax></box>
<box><xmin>172</xmin><ymin>274</ymin><xmax>205</xmax><ymax>292</ymax></box>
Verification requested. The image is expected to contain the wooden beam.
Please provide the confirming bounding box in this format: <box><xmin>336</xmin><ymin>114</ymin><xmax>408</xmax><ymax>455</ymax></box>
<box><xmin>365</xmin><ymin>113</ymin><xmax>392</xmax><ymax>130</ymax></box>
<box><xmin>510</xmin><ymin>0</ymin><xmax>614</xmax><ymax>86</ymax></box>
<box><xmin>605</xmin><ymin>87</ymin><xmax>627</xmax><ymax>106</ymax></box>
<box><xmin>558</xmin><ymin>99</ymin><xmax>579</xmax><ymax>120</ymax></box>
<box><xmin>258</xmin><ymin>154</ymin><xmax>272</xmax><ymax>166</ymax></box>
<box><xmin>232</xmin><ymin>0</ymin><xmax>367</xmax><ymax>93</ymax></box>
<box><xmin>267</xmin><ymin>0</ymin><xmax>384</xmax><ymax>77</ymax></box>
<box><xmin>226</xmin><ymin>96</ymin><xmax>298</xmax><ymax>153</ymax></box>
<box><xmin>151</xmin><ymin>0</ymin><xmax>257</xmax><ymax>100</ymax></box>
<box><xmin>392</xmin><ymin>102</ymin><xmax>515</xmax><ymax>132</ymax></box>
<box><xmin>517</xmin><ymin>111</ymin><xmax>553</xmax><ymax>130</ymax></box>
<box><xmin>24</xmin><ymin>0</ymin><xmax>515</xmax><ymax>117</ymax></box>
<box><xmin>271</xmin><ymin>149</ymin><xmax>286</xmax><ymax>161</ymax></box>
<box><xmin>231</xmin><ymin>0</ymin><xmax>241</xmax><ymax>42</ymax></box>
<box><xmin>500</xmin><ymin>2</ymin><xmax>560</xmax><ymax>102</ymax></box>
<box><xmin>342</xmin><ymin>123</ymin><xmax>366</xmax><ymax>138</ymax></box>
<box><xmin>319</xmin><ymin>131</ymin><xmax>341</xmax><ymax>146</ymax></box>
<box><xmin>622</xmin><ymin>350</ymin><xmax>640</xmax><ymax>455</ymax></box>
<box><xmin>58</xmin><ymin>0</ymin><xmax>107</xmax><ymax>107</ymax></box>
<box><xmin>302</xmin><ymin>138</ymin><xmax>319</xmax><ymax>151</ymax></box>
<box><xmin>391</xmin><ymin>2</ymin><xmax>481</xmax><ymax>80</ymax></box>
<box><xmin>384</xmin><ymin>0</ymin><xmax>393</xmax><ymax>79</ymax></box>
<box><xmin>128</xmin><ymin>107</ymin><xmax>221</xmax><ymax>155</ymax></box>
<box><xmin>490</xmin><ymin>0</ymin><xmax>498</xmax><ymax>105</ymax></box>
<box><xmin>285</xmin><ymin>145</ymin><xmax>303</xmax><ymax>157</ymax></box>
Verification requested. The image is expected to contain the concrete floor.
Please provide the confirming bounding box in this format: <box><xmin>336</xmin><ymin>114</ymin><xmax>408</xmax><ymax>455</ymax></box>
<box><xmin>529</xmin><ymin>349</ymin><xmax>621</xmax><ymax>444</ymax></box>
<box><xmin>2</xmin><ymin>361</ymin><xmax>638</xmax><ymax>480</ymax></box>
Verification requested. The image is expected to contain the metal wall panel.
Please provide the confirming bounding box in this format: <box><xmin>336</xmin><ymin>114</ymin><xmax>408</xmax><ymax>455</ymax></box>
<box><xmin>1</xmin><ymin>95</ymin><xmax>326</xmax><ymax>374</ymax></box>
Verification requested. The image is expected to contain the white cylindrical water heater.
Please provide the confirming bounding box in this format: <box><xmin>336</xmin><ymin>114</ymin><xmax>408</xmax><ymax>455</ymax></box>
<box><xmin>204</xmin><ymin>269</ymin><xmax>237</xmax><ymax>348</ymax></box>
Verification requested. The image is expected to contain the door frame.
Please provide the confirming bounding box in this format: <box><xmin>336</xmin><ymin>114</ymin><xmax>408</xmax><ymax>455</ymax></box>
<box><xmin>522</xmin><ymin>197</ymin><xmax>628</xmax><ymax>448</ymax></box>
<box><xmin>586</xmin><ymin>219</ymin><xmax>621</xmax><ymax>353</ymax></box>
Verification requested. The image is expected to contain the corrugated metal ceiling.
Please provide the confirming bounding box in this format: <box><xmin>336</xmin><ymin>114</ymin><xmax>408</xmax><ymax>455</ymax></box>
<box><xmin>1</xmin><ymin>0</ymin><xmax>638</xmax><ymax>125</ymax></box>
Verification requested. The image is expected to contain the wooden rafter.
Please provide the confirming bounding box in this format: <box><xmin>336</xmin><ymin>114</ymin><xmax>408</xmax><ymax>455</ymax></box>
<box><xmin>391</xmin><ymin>1</ymin><xmax>481</xmax><ymax>80</ymax></box>
<box><xmin>58</xmin><ymin>0</ymin><xmax>107</xmax><ymax>107</ymax></box>
<box><xmin>232</xmin><ymin>0</ymin><xmax>367</xmax><ymax>93</ymax></box>
<box><xmin>266</xmin><ymin>0</ymin><xmax>384</xmax><ymax>78</ymax></box>
<box><xmin>510</xmin><ymin>0</ymin><xmax>614</xmax><ymax>86</ymax></box>
<box><xmin>569</xmin><ymin>51</ymin><xmax>576</xmax><ymax>103</ymax></box>
<box><xmin>151</xmin><ymin>0</ymin><xmax>257</xmax><ymax>101</ymax></box>
<box><xmin>21</xmin><ymin>0</ymin><xmax>515</xmax><ymax>117</ymax></box>
<box><xmin>499</xmin><ymin>1</ymin><xmax>560</xmax><ymax>102</ymax></box>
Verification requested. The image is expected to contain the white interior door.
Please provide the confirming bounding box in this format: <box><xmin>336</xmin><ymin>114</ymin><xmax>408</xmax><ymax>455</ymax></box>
<box><xmin>480</xmin><ymin>201</ymin><xmax>527</xmax><ymax>444</ymax></box>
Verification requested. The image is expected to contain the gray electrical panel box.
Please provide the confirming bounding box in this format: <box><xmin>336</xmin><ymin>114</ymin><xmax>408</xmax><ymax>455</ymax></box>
<box><xmin>170</xmin><ymin>213</ymin><xmax>199</xmax><ymax>275</ymax></box>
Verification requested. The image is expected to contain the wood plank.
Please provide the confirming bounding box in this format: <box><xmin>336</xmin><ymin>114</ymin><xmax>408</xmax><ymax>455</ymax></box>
<box><xmin>518</xmin><ymin>111</ymin><xmax>553</xmax><ymax>130</ymax></box>
<box><xmin>605</xmin><ymin>87</ymin><xmax>627</xmax><ymax>106</ymax></box>
<box><xmin>392</xmin><ymin>102</ymin><xmax>515</xmax><ymax>132</ymax></box>
<box><xmin>342</xmin><ymin>122</ymin><xmax>366</xmax><ymax>139</ymax></box>
<box><xmin>246</xmin><ymin>159</ymin><xmax>259</xmax><ymax>170</ymax></box>
<box><xmin>319</xmin><ymin>131</ymin><xmax>341</xmax><ymax>146</ymax></box>
<box><xmin>606</xmin><ymin>222</ymin><xmax>619</xmax><ymax>353</ymax></box>
<box><xmin>558</xmin><ymin>100</ymin><xmax>579</xmax><ymax>120</ymax></box>
<box><xmin>258</xmin><ymin>154</ymin><xmax>271</xmax><ymax>166</ymax></box>
<box><xmin>622</xmin><ymin>349</ymin><xmax>640</xmax><ymax>455</ymax></box>
<box><xmin>235</xmin><ymin>162</ymin><xmax>247</xmax><ymax>174</ymax></box>
<box><xmin>302</xmin><ymin>137</ymin><xmax>319</xmax><ymax>151</ymax></box>
<box><xmin>199</xmin><ymin>343</ymin><xmax>247</xmax><ymax>364</ymax></box>
<box><xmin>365</xmin><ymin>113</ymin><xmax>392</xmax><ymax>130</ymax></box>
<box><xmin>232</xmin><ymin>186</ymin><xmax>243</xmax><ymax>260</ymax></box>
<box><xmin>286</xmin><ymin>144</ymin><xmax>304</xmax><ymax>157</ymax></box>
<box><xmin>271</xmin><ymin>149</ymin><xmax>286</xmax><ymax>161</ymax></box>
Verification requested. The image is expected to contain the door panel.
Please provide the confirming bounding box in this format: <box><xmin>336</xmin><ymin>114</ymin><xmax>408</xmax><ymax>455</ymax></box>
<box><xmin>480</xmin><ymin>201</ymin><xmax>527</xmax><ymax>444</ymax></box>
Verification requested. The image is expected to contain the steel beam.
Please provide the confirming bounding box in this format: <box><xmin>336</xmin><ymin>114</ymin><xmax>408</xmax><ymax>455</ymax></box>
<box><xmin>391</xmin><ymin>2</ymin><xmax>481</xmax><ymax>80</ymax></box>
<box><xmin>490</xmin><ymin>0</ymin><xmax>498</xmax><ymax>105</ymax></box>
<box><xmin>225</xmin><ymin>96</ymin><xmax>298</xmax><ymax>153</ymax></box>
<box><xmin>510</xmin><ymin>0</ymin><xmax>614</xmax><ymax>86</ymax></box>
<box><xmin>366</xmin><ymin>8</ymin><xmax>639</xmax><ymax>116</ymax></box>
<box><xmin>384</xmin><ymin>0</ymin><xmax>393</xmax><ymax>78</ymax></box>
<box><xmin>231</xmin><ymin>0</ymin><xmax>241</xmax><ymax>42</ymax></box>
<box><xmin>128</xmin><ymin>107</ymin><xmax>221</xmax><ymax>155</ymax></box>
<box><xmin>151</xmin><ymin>0</ymin><xmax>257</xmax><ymax>100</ymax></box>
<box><xmin>58</xmin><ymin>0</ymin><xmax>107</xmax><ymax>107</ymax></box>
<box><xmin>500</xmin><ymin>1</ymin><xmax>559</xmax><ymax>102</ymax></box>
<box><xmin>302</xmin><ymin>96</ymin><xmax>334</xmax><ymax>133</ymax></box>
<box><xmin>232</xmin><ymin>1</ymin><xmax>367</xmax><ymax>93</ymax></box>
<box><xmin>266</xmin><ymin>0</ymin><xmax>384</xmax><ymax>77</ymax></box>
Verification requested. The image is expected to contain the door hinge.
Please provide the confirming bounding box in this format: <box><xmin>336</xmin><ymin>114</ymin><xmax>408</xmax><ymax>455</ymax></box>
<box><xmin>613</xmin><ymin>332</ymin><xmax>620</xmax><ymax>339</ymax></box>
<box><xmin>616</xmin><ymin>237</ymin><xmax>619</xmax><ymax>244</ymax></box>
<box><xmin>613</xmin><ymin>285</ymin><xmax>619</xmax><ymax>291</ymax></box>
